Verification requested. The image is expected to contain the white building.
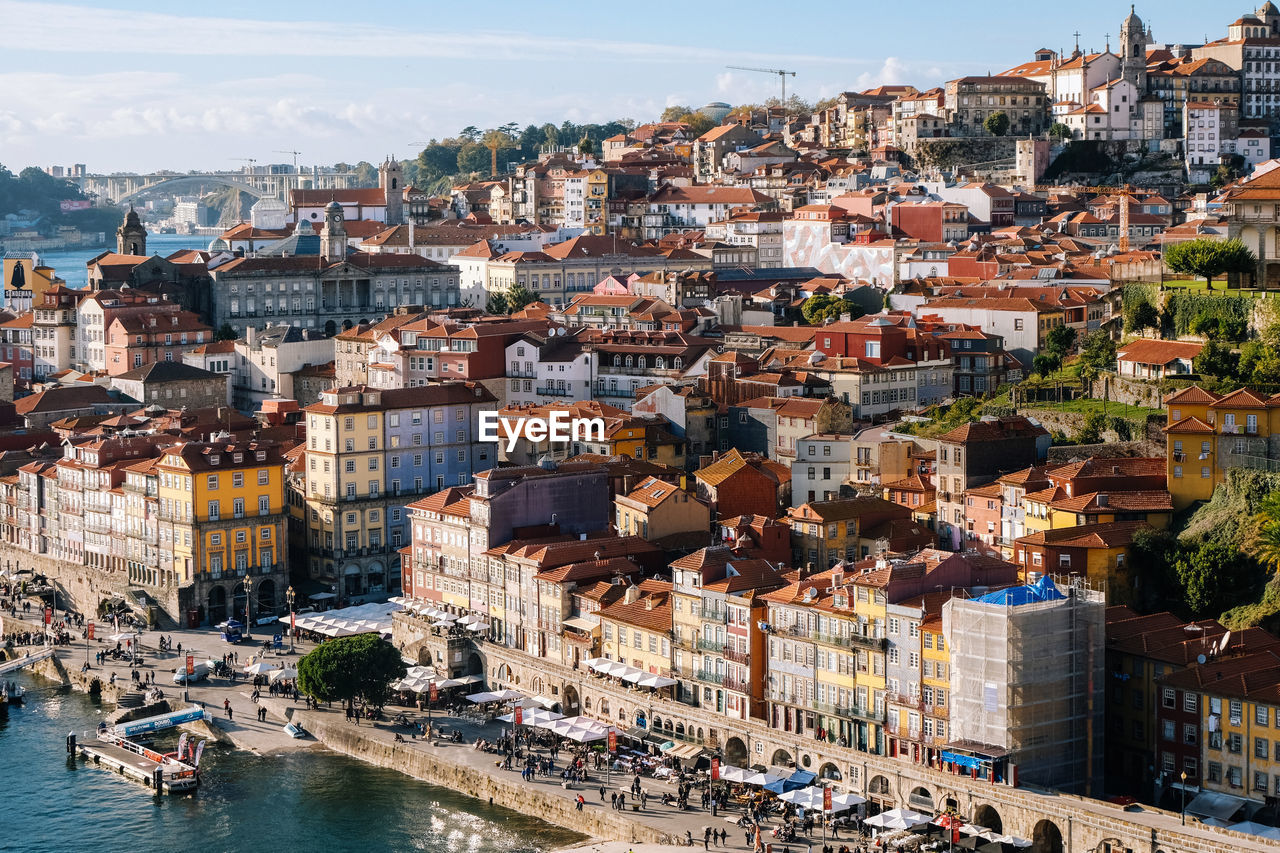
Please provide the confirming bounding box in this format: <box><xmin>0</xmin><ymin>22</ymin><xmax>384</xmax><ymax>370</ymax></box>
<box><xmin>228</xmin><ymin>324</ymin><xmax>334</xmax><ymax>412</ymax></box>
<box><xmin>1184</xmin><ymin>101</ymin><xmax>1238</xmax><ymax>182</ymax></box>
<box><xmin>502</xmin><ymin>329</ymin><xmax>593</xmax><ymax>409</ymax></box>
<box><xmin>704</xmin><ymin>211</ymin><xmax>786</xmax><ymax>267</ymax></box>
<box><xmin>792</xmin><ymin>434</ymin><xmax>852</xmax><ymax>506</ymax></box>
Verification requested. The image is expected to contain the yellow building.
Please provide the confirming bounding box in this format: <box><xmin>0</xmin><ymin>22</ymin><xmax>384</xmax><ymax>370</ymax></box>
<box><xmin>920</xmin><ymin>614</ymin><xmax>950</xmax><ymax>753</ymax></box>
<box><xmin>1164</xmin><ymin>386</ymin><xmax>1280</xmax><ymax>510</ymax></box>
<box><xmin>850</xmin><ymin>569</ymin><xmax>890</xmax><ymax>755</ymax></box>
<box><xmin>811</xmin><ymin>591</ymin><xmax>861</xmax><ymax>748</ymax></box>
<box><xmin>599</xmin><ymin>580</ymin><xmax>674</xmax><ymax>678</ymax></box>
<box><xmin>1159</xmin><ymin>649</ymin><xmax>1280</xmax><ymax>807</ymax></box>
<box><xmin>156</xmin><ymin>439</ymin><xmax>288</xmax><ymax>625</ymax></box>
<box><xmin>614</xmin><ymin>476</ymin><xmax>709</xmax><ymax>543</ymax></box>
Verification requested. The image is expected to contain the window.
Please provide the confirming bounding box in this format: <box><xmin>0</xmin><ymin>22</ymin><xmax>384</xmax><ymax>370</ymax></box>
<box><xmin>1162</xmin><ymin>688</ymin><xmax>1175</xmax><ymax>709</ymax></box>
<box><xmin>1184</xmin><ymin>692</ymin><xmax>1197</xmax><ymax>714</ymax></box>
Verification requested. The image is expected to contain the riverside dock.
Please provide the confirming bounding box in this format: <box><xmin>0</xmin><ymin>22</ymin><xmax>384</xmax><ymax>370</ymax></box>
<box><xmin>72</xmin><ymin>732</ymin><xmax>200</xmax><ymax>793</ymax></box>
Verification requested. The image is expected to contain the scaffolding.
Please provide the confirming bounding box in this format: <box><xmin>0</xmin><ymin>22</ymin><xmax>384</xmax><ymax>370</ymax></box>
<box><xmin>943</xmin><ymin>574</ymin><xmax>1105</xmax><ymax>795</ymax></box>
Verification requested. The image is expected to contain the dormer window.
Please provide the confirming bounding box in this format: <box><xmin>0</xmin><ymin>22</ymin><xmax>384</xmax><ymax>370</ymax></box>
<box><xmin>210</xmin><ymin>454</ymin><xmax>221</xmax><ymax>465</ymax></box>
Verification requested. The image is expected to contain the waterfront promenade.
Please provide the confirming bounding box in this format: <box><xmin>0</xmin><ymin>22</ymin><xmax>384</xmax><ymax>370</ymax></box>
<box><xmin>8</xmin><ymin>604</ymin><xmax>1280</xmax><ymax>851</ymax></box>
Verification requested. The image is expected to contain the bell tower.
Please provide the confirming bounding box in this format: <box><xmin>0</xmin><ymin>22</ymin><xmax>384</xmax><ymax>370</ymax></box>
<box><xmin>1120</xmin><ymin>5</ymin><xmax>1151</xmax><ymax>91</ymax></box>
<box><xmin>320</xmin><ymin>200</ymin><xmax>347</xmax><ymax>262</ymax></box>
<box><xmin>116</xmin><ymin>206</ymin><xmax>147</xmax><ymax>256</ymax></box>
<box><xmin>379</xmin><ymin>155</ymin><xmax>404</xmax><ymax>225</ymax></box>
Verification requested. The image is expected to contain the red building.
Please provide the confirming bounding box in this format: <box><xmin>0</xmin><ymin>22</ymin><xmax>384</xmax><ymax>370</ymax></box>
<box><xmin>963</xmin><ymin>481</ymin><xmax>1003</xmax><ymax>546</ymax></box>
<box><xmin>890</xmin><ymin>201</ymin><xmax>968</xmax><ymax>243</ymax></box>
<box><xmin>815</xmin><ymin>314</ymin><xmax>950</xmax><ymax>364</ymax></box>
<box><xmin>694</xmin><ymin>448</ymin><xmax>784</xmax><ymax>520</ymax></box>
<box><xmin>718</xmin><ymin>513</ymin><xmax>791</xmax><ymax>564</ymax></box>
<box><xmin>104</xmin><ymin>309</ymin><xmax>213</xmax><ymax>376</ymax></box>
<box><xmin>0</xmin><ymin>312</ymin><xmax>33</xmax><ymax>394</ymax></box>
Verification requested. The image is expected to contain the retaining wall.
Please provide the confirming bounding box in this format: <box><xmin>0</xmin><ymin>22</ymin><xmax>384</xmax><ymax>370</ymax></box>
<box><xmin>294</xmin><ymin>709</ymin><xmax>659</xmax><ymax>845</ymax></box>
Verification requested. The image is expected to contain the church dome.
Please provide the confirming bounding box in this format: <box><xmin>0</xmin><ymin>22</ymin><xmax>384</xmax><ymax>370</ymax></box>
<box><xmin>1123</xmin><ymin>4</ymin><xmax>1143</xmax><ymax>31</ymax></box>
<box><xmin>325</xmin><ymin>200</ymin><xmax>342</xmax><ymax>212</ymax></box>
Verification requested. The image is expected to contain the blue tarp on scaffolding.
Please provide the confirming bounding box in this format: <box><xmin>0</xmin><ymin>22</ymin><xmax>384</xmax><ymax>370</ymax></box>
<box><xmin>974</xmin><ymin>575</ymin><xmax>1065</xmax><ymax>606</ymax></box>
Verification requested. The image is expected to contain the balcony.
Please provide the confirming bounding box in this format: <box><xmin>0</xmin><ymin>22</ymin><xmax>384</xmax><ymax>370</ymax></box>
<box><xmin>536</xmin><ymin>387</ymin><xmax>575</xmax><ymax>398</ymax></box>
<box><xmin>723</xmin><ymin>676</ymin><xmax>751</xmax><ymax>694</ymax></box>
<box><xmin>696</xmin><ymin>637</ymin><xmax>725</xmax><ymax>652</ymax></box>
<box><xmin>695</xmin><ymin>669</ymin><xmax>725</xmax><ymax>685</ymax></box>
<box><xmin>699</xmin><ymin>605</ymin><xmax>726</xmax><ymax>622</ymax></box>
<box><xmin>724</xmin><ymin>646</ymin><xmax>750</xmax><ymax>665</ymax></box>
<box><xmin>813</xmin><ymin>700</ymin><xmax>881</xmax><ymax>722</ymax></box>
<box><xmin>814</xmin><ymin>631</ymin><xmax>887</xmax><ymax>652</ymax></box>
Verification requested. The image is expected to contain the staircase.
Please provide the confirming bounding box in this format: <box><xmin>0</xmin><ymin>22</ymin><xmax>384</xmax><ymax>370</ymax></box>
<box><xmin>116</xmin><ymin>690</ymin><xmax>146</xmax><ymax>710</ymax></box>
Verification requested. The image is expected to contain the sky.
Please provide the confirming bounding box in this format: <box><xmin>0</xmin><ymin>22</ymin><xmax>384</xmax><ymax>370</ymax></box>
<box><xmin>0</xmin><ymin>0</ymin><xmax>1238</xmax><ymax>173</ymax></box>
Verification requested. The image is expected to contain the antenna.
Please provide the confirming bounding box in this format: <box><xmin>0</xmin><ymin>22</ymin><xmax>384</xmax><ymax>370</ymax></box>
<box><xmin>725</xmin><ymin>65</ymin><xmax>798</xmax><ymax>106</ymax></box>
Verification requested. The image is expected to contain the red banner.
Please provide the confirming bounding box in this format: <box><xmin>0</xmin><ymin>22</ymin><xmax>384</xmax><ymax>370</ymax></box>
<box><xmin>711</xmin><ymin>758</ymin><xmax>720</xmax><ymax>780</ymax></box>
<box><xmin>186</xmin><ymin>654</ymin><xmax>195</xmax><ymax>675</ymax></box>
<box><xmin>607</xmin><ymin>729</ymin><xmax>617</xmax><ymax>753</ymax></box>
<box><xmin>429</xmin><ymin>682</ymin><xmax>438</xmax><ymax>703</ymax></box>
<box><xmin>87</xmin><ymin>621</ymin><xmax>95</xmax><ymax>640</ymax></box>
<box><xmin>291</xmin><ymin>611</ymin><xmax>296</xmax><ymax>632</ymax></box>
<box><xmin>514</xmin><ymin>706</ymin><xmax>523</xmax><ymax>725</ymax></box>
<box><xmin>823</xmin><ymin>786</ymin><xmax>832</xmax><ymax>812</ymax></box>
<box><xmin>44</xmin><ymin>607</ymin><xmax>51</xmax><ymax>625</ymax></box>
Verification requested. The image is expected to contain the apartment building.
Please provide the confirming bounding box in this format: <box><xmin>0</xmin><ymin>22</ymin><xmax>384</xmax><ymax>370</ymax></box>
<box><xmin>1163</xmin><ymin>385</ymin><xmax>1280</xmax><ymax>510</ymax></box>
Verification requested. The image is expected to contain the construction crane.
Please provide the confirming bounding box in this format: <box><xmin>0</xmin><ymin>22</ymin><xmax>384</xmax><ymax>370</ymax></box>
<box><xmin>725</xmin><ymin>65</ymin><xmax>797</xmax><ymax>106</ymax></box>
<box><xmin>273</xmin><ymin>149</ymin><xmax>302</xmax><ymax>170</ymax></box>
<box><xmin>228</xmin><ymin>157</ymin><xmax>257</xmax><ymax>173</ymax></box>
<box><xmin>1035</xmin><ymin>183</ymin><xmax>1137</xmax><ymax>252</ymax></box>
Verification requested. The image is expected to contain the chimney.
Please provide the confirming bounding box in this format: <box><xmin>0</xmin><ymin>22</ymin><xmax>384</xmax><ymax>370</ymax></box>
<box><xmin>624</xmin><ymin>585</ymin><xmax>640</xmax><ymax>605</ymax></box>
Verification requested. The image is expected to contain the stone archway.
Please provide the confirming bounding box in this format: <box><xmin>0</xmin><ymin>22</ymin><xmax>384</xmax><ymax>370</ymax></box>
<box><xmin>495</xmin><ymin>663</ymin><xmax>513</xmax><ymax>683</ymax></box>
<box><xmin>724</xmin><ymin>736</ymin><xmax>748</xmax><ymax>767</ymax></box>
<box><xmin>325</xmin><ymin>320</ymin><xmax>337</xmax><ymax>337</ymax></box>
<box><xmin>208</xmin><ymin>585</ymin><xmax>227</xmax><ymax>624</ymax></box>
<box><xmin>908</xmin><ymin>785</ymin><xmax>934</xmax><ymax>812</ymax></box>
<box><xmin>868</xmin><ymin>774</ymin><xmax>892</xmax><ymax>814</ymax></box>
<box><xmin>1032</xmin><ymin>819</ymin><xmax>1063</xmax><ymax>853</ymax></box>
<box><xmin>972</xmin><ymin>804</ymin><xmax>1003</xmax><ymax>834</ymax></box>
<box><xmin>466</xmin><ymin>652</ymin><xmax>483</xmax><ymax>677</ymax></box>
<box><xmin>817</xmin><ymin>762</ymin><xmax>842</xmax><ymax>781</ymax></box>
<box><xmin>562</xmin><ymin>685</ymin><xmax>580</xmax><ymax>715</ymax></box>
<box><xmin>770</xmin><ymin>748</ymin><xmax>792</xmax><ymax>767</ymax></box>
<box><xmin>256</xmin><ymin>578</ymin><xmax>277</xmax><ymax>613</ymax></box>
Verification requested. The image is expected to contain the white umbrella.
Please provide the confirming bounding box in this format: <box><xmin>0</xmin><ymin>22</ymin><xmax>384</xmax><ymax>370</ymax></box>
<box><xmin>742</xmin><ymin>771</ymin><xmax>785</xmax><ymax>787</ymax></box>
<box><xmin>717</xmin><ymin>764</ymin><xmax>750</xmax><ymax>783</ymax></box>
<box><xmin>993</xmin><ymin>836</ymin><xmax>1033</xmax><ymax>848</ymax></box>
<box><xmin>466</xmin><ymin>691</ymin><xmax>500</xmax><ymax>703</ymax></box>
<box><xmin>498</xmin><ymin>707</ymin><xmax>564</xmax><ymax>726</ymax></box>
<box><xmin>864</xmin><ymin>808</ymin><xmax>932</xmax><ymax>831</ymax></box>
<box><xmin>635</xmin><ymin>673</ymin><xmax>677</xmax><ymax>688</ymax></box>
<box><xmin>270</xmin><ymin>666</ymin><xmax>298</xmax><ymax>682</ymax></box>
<box><xmin>244</xmin><ymin>661</ymin><xmax>275</xmax><ymax>675</ymax></box>
<box><xmin>106</xmin><ymin>632</ymin><xmax>139</xmax><ymax>642</ymax></box>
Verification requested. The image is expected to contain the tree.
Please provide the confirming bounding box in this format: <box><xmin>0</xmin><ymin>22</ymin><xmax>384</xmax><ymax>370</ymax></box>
<box><xmin>578</xmin><ymin>134</ymin><xmax>594</xmax><ymax>156</ymax></box>
<box><xmin>1193</xmin><ymin>339</ymin><xmax>1239</xmax><ymax>380</ymax></box>
<box><xmin>459</xmin><ymin>126</ymin><xmax>481</xmax><ymax>142</ymax></box>
<box><xmin>661</xmin><ymin>105</ymin><xmax>694</xmax><ymax>122</ymax></box>
<box><xmin>351</xmin><ymin>161</ymin><xmax>378</xmax><ymax>187</ymax></box>
<box><xmin>215</xmin><ymin>323</ymin><xmax>237</xmax><ymax>342</ymax></box>
<box><xmin>801</xmin><ymin>294</ymin><xmax>864</xmax><ymax>326</ymax></box>
<box><xmin>500</xmin><ymin>282</ymin><xmax>540</xmax><ymax>314</ymax></box>
<box><xmin>1164</xmin><ymin>238</ymin><xmax>1257</xmax><ymax>291</ymax></box>
<box><xmin>480</xmin><ymin>128</ymin><xmax>518</xmax><ymax>177</ymax></box>
<box><xmin>1077</xmin><ymin>410</ymin><xmax>1107</xmax><ymax>444</ymax></box>
<box><xmin>1253</xmin><ymin>493</ymin><xmax>1280</xmax><ymax>574</ymax></box>
<box><xmin>1048</xmin><ymin>122</ymin><xmax>1073</xmax><ymax>141</ymax></box>
<box><xmin>1124</xmin><ymin>300</ymin><xmax>1159</xmax><ymax>334</ymax></box>
<box><xmin>416</xmin><ymin>142</ymin><xmax>461</xmax><ymax>181</ymax></box>
<box><xmin>297</xmin><ymin>633</ymin><xmax>406</xmax><ymax>712</ymax></box>
<box><xmin>1078</xmin><ymin>329</ymin><xmax>1117</xmax><ymax>375</ymax></box>
<box><xmin>984</xmin><ymin>111</ymin><xmax>1010</xmax><ymax>137</ymax></box>
<box><xmin>1032</xmin><ymin>353</ymin><xmax>1058</xmax><ymax>378</ymax></box>
<box><xmin>1044</xmin><ymin>325</ymin><xmax>1077</xmax><ymax>363</ymax></box>
<box><xmin>456</xmin><ymin>142</ymin><xmax>491</xmax><ymax>176</ymax></box>
<box><xmin>485</xmin><ymin>292</ymin><xmax>508</xmax><ymax>315</ymax></box>
<box><xmin>1174</xmin><ymin>541</ymin><xmax>1257</xmax><ymax>618</ymax></box>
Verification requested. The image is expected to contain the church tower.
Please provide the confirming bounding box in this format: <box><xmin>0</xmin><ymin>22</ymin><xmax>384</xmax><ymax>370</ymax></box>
<box><xmin>379</xmin><ymin>156</ymin><xmax>404</xmax><ymax>225</ymax></box>
<box><xmin>1120</xmin><ymin>5</ymin><xmax>1151</xmax><ymax>92</ymax></box>
<box><xmin>320</xmin><ymin>201</ymin><xmax>347</xmax><ymax>262</ymax></box>
<box><xmin>116</xmin><ymin>206</ymin><xmax>147</xmax><ymax>256</ymax></box>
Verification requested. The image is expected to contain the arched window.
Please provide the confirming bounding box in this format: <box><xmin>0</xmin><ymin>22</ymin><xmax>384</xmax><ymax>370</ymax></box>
<box><xmin>674</xmin><ymin>357</ymin><xmax>683</xmax><ymax>369</ymax></box>
<box><xmin>613</xmin><ymin>355</ymin><xmax>621</xmax><ymax>366</ymax></box>
<box><xmin>625</xmin><ymin>355</ymin><xmax>633</xmax><ymax>368</ymax></box>
<box><xmin>655</xmin><ymin>357</ymin><xmax>665</xmax><ymax>369</ymax></box>
<box><xmin>637</xmin><ymin>356</ymin><xmax>646</xmax><ymax>369</ymax></box>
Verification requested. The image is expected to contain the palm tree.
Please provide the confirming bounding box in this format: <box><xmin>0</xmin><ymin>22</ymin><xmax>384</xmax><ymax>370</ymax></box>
<box><xmin>1252</xmin><ymin>493</ymin><xmax>1280</xmax><ymax>572</ymax></box>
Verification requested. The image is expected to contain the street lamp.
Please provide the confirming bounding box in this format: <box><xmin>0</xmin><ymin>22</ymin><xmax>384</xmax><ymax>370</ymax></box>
<box><xmin>1180</xmin><ymin>770</ymin><xmax>1188</xmax><ymax>825</ymax></box>
<box><xmin>244</xmin><ymin>574</ymin><xmax>253</xmax><ymax>640</ymax></box>
<box><xmin>286</xmin><ymin>586</ymin><xmax>296</xmax><ymax>653</ymax></box>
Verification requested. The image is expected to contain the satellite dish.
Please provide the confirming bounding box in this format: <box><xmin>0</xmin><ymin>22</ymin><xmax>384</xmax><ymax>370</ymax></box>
<box><xmin>1197</xmin><ymin>654</ymin><xmax>1207</xmax><ymax>665</ymax></box>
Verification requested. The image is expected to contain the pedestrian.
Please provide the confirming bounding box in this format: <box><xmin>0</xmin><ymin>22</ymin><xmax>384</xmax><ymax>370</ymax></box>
<box><xmin>704</xmin><ymin>826</ymin><xmax>711</xmax><ymax>850</ymax></box>
<box><xmin>600</xmin><ymin>784</ymin><xmax>607</xmax><ymax>801</ymax></box>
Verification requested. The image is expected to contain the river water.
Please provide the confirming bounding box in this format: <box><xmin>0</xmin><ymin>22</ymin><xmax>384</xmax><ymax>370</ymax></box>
<box><xmin>0</xmin><ymin>672</ymin><xmax>583</xmax><ymax>853</ymax></box>
<box><xmin>30</xmin><ymin>233</ymin><xmax>213</xmax><ymax>290</ymax></box>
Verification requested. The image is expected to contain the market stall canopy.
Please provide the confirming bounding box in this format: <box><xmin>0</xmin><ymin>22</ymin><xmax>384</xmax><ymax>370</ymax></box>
<box><xmin>716</xmin><ymin>764</ymin><xmax>750</xmax><ymax>783</ymax></box>
<box><xmin>863</xmin><ymin>808</ymin><xmax>932</xmax><ymax>830</ymax></box>
<box><xmin>764</xmin><ymin>767</ymin><xmax>817</xmax><ymax>793</ymax></box>
<box><xmin>634</xmin><ymin>673</ymin><xmax>677</xmax><ymax>688</ymax></box>
<box><xmin>498</xmin><ymin>707</ymin><xmax>564</xmax><ymax>726</ymax></box>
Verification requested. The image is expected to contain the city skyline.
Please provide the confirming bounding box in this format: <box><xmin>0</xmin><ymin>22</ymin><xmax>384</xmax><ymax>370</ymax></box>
<box><xmin>2</xmin><ymin>0</ymin><xmax>1236</xmax><ymax>172</ymax></box>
